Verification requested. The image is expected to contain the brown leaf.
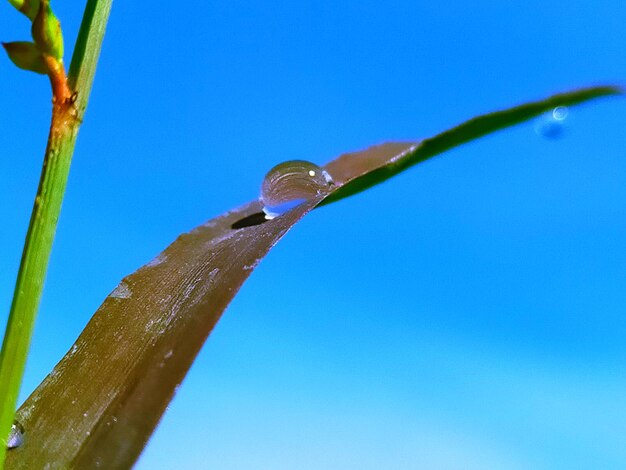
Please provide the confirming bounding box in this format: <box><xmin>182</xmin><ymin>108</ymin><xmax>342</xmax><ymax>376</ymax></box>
<box><xmin>5</xmin><ymin>85</ymin><xmax>620</xmax><ymax>469</ymax></box>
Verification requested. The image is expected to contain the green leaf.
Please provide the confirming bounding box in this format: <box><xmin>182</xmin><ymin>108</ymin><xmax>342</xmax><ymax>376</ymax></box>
<box><xmin>4</xmin><ymin>85</ymin><xmax>621</xmax><ymax>469</ymax></box>
<box><xmin>2</xmin><ymin>42</ymin><xmax>47</xmax><ymax>74</ymax></box>
<box><xmin>31</xmin><ymin>0</ymin><xmax>63</xmax><ymax>61</ymax></box>
<box><xmin>320</xmin><ymin>85</ymin><xmax>623</xmax><ymax>206</ymax></box>
<box><xmin>7</xmin><ymin>0</ymin><xmax>24</xmax><ymax>12</ymax></box>
<box><xmin>8</xmin><ymin>0</ymin><xmax>40</xmax><ymax>21</ymax></box>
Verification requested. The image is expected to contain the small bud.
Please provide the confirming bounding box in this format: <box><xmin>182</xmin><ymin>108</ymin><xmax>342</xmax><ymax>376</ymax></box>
<box><xmin>9</xmin><ymin>0</ymin><xmax>41</xmax><ymax>21</ymax></box>
<box><xmin>31</xmin><ymin>0</ymin><xmax>63</xmax><ymax>61</ymax></box>
<box><xmin>7</xmin><ymin>0</ymin><xmax>24</xmax><ymax>10</ymax></box>
<box><xmin>2</xmin><ymin>41</ymin><xmax>47</xmax><ymax>74</ymax></box>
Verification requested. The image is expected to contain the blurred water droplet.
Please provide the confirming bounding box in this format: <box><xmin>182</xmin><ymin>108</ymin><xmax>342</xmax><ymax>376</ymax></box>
<box><xmin>552</xmin><ymin>106</ymin><xmax>568</xmax><ymax>121</ymax></box>
<box><xmin>260</xmin><ymin>160</ymin><xmax>334</xmax><ymax>219</ymax></box>
<box><xmin>7</xmin><ymin>421</ymin><xmax>24</xmax><ymax>449</ymax></box>
<box><xmin>535</xmin><ymin>106</ymin><xmax>569</xmax><ymax>139</ymax></box>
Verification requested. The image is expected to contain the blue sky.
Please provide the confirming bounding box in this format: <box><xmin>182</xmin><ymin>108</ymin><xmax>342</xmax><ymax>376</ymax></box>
<box><xmin>1</xmin><ymin>1</ymin><xmax>625</xmax><ymax>468</ymax></box>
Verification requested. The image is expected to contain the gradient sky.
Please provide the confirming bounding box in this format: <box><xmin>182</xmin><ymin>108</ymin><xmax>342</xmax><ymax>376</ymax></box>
<box><xmin>1</xmin><ymin>1</ymin><xmax>625</xmax><ymax>469</ymax></box>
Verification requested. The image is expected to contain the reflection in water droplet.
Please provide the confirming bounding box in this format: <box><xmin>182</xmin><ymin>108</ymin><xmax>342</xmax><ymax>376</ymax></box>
<box><xmin>260</xmin><ymin>160</ymin><xmax>334</xmax><ymax>219</ymax></box>
<box><xmin>552</xmin><ymin>106</ymin><xmax>568</xmax><ymax>121</ymax></box>
<box><xmin>535</xmin><ymin>106</ymin><xmax>569</xmax><ymax>139</ymax></box>
<box><xmin>7</xmin><ymin>421</ymin><xmax>24</xmax><ymax>449</ymax></box>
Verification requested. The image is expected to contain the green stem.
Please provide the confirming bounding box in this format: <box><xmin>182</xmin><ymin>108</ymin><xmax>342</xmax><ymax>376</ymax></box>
<box><xmin>0</xmin><ymin>104</ymin><xmax>78</xmax><ymax>464</ymax></box>
<box><xmin>0</xmin><ymin>0</ymin><xmax>111</xmax><ymax>467</ymax></box>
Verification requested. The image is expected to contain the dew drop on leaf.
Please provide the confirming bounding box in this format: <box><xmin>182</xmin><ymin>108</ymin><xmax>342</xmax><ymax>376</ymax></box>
<box><xmin>535</xmin><ymin>106</ymin><xmax>569</xmax><ymax>139</ymax></box>
<box><xmin>260</xmin><ymin>160</ymin><xmax>334</xmax><ymax>219</ymax></box>
<box><xmin>7</xmin><ymin>421</ymin><xmax>24</xmax><ymax>449</ymax></box>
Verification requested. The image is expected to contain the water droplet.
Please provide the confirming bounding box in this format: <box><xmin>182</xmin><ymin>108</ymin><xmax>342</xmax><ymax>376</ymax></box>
<box><xmin>7</xmin><ymin>421</ymin><xmax>24</xmax><ymax>449</ymax></box>
<box><xmin>552</xmin><ymin>106</ymin><xmax>568</xmax><ymax>121</ymax></box>
<box><xmin>260</xmin><ymin>160</ymin><xmax>334</xmax><ymax>219</ymax></box>
<box><xmin>535</xmin><ymin>106</ymin><xmax>569</xmax><ymax>139</ymax></box>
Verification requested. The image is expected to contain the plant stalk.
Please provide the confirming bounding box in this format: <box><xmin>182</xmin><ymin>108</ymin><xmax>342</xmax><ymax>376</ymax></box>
<box><xmin>0</xmin><ymin>0</ymin><xmax>112</xmax><ymax>466</ymax></box>
<box><xmin>0</xmin><ymin>100</ymin><xmax>79</xmax><ymax>467</ymax></box>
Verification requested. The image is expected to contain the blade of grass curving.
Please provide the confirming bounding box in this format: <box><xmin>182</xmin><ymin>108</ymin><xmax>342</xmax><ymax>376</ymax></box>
<box><xmin>5</xmin><ymin>198</ymin><xmax>324</xmax><ymax>468</ymax></box>
<box><xmin>321</xmin><ymin>85</ymin><xmax>622</xmax><ymax>205</ymax></box>
<box><xmin>5</xmin><ymin>85</ymin><xmax>621</xmax><ymax>468</ymax></box>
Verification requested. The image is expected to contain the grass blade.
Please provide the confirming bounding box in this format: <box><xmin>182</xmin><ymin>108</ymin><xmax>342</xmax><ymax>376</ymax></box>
<box><xmin>6</xmin><ymin>199</ymin><xmax>321</xmax><ymax>468</ymax></box>
<box><xmin>5</xmin><ymin>84</ymin><xmax>621</xmax><ymax>468</ymax></box>
<box><xmin>321</xmin><ymin>85</ymin><xmax>622</xmax><ymax>205</ymax></box>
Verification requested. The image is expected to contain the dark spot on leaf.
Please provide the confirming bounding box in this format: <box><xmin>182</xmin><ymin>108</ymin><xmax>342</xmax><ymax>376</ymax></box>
<box><xmin>231</xmin><ymin>212</ymin><xmax>267</xmax><ymax>229</ymax></box>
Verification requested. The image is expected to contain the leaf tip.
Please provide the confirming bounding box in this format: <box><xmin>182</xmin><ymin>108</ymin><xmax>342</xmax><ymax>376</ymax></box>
<box><xmin>2</xmin><ymin>41</ymin><xmax>48</xmax><ymax>74</ymax></box>
<box><xmin>8</xmin><ymin>0</ymin><xmax>40</xmax><ymax>20</ymax></box>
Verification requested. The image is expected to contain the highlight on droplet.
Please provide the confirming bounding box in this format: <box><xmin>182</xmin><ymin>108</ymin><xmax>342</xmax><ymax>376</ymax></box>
<box><xmin>535</xmin><ymin>106</ymin><xmax>569</xmax><ymax>139</ymax></box>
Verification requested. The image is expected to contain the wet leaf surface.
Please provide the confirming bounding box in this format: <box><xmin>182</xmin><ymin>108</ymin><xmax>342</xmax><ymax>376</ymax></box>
<box><xmin>5</xmin><ymin>85</ymin><xmax>620</xmax><ymax>469</ymax></box>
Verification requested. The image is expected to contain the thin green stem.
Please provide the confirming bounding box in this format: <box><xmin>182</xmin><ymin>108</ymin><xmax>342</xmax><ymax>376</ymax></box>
<box><xmin>0</xmin><ymin>0</ymin><xmax>111</xmax><ymax>467</ymax></box>
<box><xmin>0</xmin><ymin>104</ymin><xmax>78</xmax><ymax>467</ymax></box>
